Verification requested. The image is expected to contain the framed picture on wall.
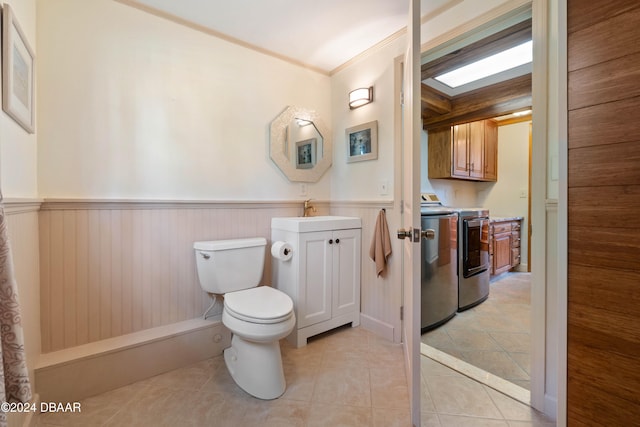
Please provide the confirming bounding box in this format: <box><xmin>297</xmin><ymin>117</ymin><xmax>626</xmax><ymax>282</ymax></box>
<box><xmin>295</xmin><ymin>138</ymin><xmax>316</xmax><ymax>169</ymax></box>
<box><xmin>2</xmin><ymin>3</ymin><xmax>35</xmax><ymax>133</ymax></box>
<box><xmin>346</xmin><ymin>120</ymin><xmax>378</xmax><ymax>163</ymax></box>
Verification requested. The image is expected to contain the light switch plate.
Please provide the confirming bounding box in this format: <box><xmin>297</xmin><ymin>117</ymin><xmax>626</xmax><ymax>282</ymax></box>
<box><xmin>378</xmin><ymin>180</ymin><xmax>389</xmax><ymax>195</ymax></box>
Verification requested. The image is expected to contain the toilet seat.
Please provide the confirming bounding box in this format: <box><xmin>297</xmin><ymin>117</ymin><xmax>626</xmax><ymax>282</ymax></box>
<box><xmin>224</xmin><ymin>286</ymin><xmax>293</xmax><ymax>324</ymax></box>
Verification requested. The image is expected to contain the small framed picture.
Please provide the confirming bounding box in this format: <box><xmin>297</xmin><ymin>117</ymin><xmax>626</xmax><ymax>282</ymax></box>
<box><xmin>346</xmin><ymin>120</ymin><xmax>377</xmax><ymax>163</ymax></box>
<box><xmin>295</xmin><ymin>138</ymin><xmax>316</xmax><ymax>169</ymax></box>
<box><xmin>2</xmin><ymin>3</ymin><xmax>35</xmax><ymax>133</ymax></box>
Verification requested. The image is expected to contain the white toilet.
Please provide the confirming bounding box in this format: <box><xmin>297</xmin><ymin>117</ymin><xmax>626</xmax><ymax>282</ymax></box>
<box><xmin>193</xmin><ymin>237</ymin><xmax>295</xmax><ymax>400</ymax></box>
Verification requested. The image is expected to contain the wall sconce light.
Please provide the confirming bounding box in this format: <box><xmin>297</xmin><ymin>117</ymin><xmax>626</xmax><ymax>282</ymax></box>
<box><xmin>349</xmin><ymin>87</ymin><xmax>373</xmax><ymax>109</ymax></box>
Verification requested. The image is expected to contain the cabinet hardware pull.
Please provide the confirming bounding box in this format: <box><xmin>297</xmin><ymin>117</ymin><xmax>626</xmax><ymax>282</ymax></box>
<box><xmin>335</xmin><ymin>238</ymin><xmax>340</xmax><ymax>244</ymax></box>
<box><xmin>328</xmin><ymin>239</ymin><xmax>333</xmax><ymax>244</ymax></box>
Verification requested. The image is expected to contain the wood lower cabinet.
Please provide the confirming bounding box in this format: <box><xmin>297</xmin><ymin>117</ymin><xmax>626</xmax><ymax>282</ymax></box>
<box><xmin>428</xmin><ymin>119</ymin><xmax>498</xmax><ymax>182</ymax></box>
<box><xmin>489</xmin><ymin>218</ymin><xmax>522</xmax><ymax>276</ymax></box>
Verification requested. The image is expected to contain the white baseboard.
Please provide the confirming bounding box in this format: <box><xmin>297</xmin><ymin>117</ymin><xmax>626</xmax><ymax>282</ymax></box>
<box><xmin>35</xmin><ymin>319</ymin><xmax>230</xmax><ymax>403</ymax></box>
<box><xmin>360</xmin><ymin>313</ymin><xmax>396</xmax><ymax>343</ymax></box>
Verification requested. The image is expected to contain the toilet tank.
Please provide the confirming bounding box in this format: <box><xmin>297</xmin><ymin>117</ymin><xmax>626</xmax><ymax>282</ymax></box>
<box><xmin>193</xmin><ymin>237</ymin><xmax>266</xmax><ymax>294</ymax></box>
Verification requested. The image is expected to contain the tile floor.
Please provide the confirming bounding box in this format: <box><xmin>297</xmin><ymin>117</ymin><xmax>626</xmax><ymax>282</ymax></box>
<box><xmin>36</xmin><ymin>315</ymin><xmax>553</xmax><ymax>426</ymax></box>
<box><xmin>421</xmin><ymin>273</ymin><xmax>532</xmax><ymax>390</ymax></box>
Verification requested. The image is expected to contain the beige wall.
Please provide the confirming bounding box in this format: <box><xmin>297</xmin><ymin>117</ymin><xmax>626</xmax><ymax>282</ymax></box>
<box><xmin>480</xmin><ymin>121</ymin><xmax>530</xmax><ymax>266</ymax></box>
<box><xmin>0</xmin><ymin>0</ymin><xmax>38</xmax><ymax>198</ymax></box>
<box><xmin>36</xmin><ymin>0</ymin><xmax>332</xmax><ymax>200</ymax></box>
<box><xmin>1</xmin><ymin>1</ymin><xmax>41</xmax><ymax>424</ymax></box>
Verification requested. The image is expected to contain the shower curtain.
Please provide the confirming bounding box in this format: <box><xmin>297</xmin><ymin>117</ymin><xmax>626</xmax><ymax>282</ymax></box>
<box><xmin>0</xmin><ymin>201</ymin><xmax>32</xmax><ymax>425</ymax></box>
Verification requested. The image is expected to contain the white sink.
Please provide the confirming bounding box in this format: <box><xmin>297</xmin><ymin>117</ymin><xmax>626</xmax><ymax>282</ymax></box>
<box><xmin>271</xmin><ymin>216</ymin><xmax>361</xmax><ymax>233</ymax></box>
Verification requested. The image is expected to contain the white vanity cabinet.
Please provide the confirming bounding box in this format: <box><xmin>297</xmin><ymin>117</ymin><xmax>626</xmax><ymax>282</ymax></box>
<box><xmin>271</xmin><ymin>216</ymin><xmax>361</xmax><ymax>348</ymax></box>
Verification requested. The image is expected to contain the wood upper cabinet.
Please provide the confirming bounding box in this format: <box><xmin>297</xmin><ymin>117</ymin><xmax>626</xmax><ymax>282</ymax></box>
<box><xmin>452</xmin><ymin>123</ymin><xmax>469</xmax><ymax>178</ymax></box>
<box><xmin>468</xmin><ymin>121</ymin><xmax>485</xmax><ymax>179</ymax></box>
<box><xmin>483</xmin><ymin>120</ymin><xmax>498</xmax><ymax>181</ymax></box>
<box><xmin>428</xmin><ymin>119</ymin><xmax>498</xmax><ymax>181</ymax></box>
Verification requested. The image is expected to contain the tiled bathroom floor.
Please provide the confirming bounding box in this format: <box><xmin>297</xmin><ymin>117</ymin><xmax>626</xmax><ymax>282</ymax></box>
<box><xmin>36</xmin><ymin>315</ymin><xmax>553</xmax><ymax>426</ymax></box>
<box><xmin>421</xmin><ymin>272</ymin><xmax>532</xmax><ymax>390</ymax></box>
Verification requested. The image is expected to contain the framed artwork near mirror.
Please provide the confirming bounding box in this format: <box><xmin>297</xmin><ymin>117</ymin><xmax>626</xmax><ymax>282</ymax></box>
<box><xmin>2</xmin><ymin>3</ymin><xmax>35</xmax><ymax>133</ymax></box>
<box><xmin>346</xmin><ymin>120</ymin><xmax>377</xmax><ymax>163</ymax></box>
<box><xmin>295</xmin><ymin>138</ymin><xmax>316</xmax><ymax>169</ymax></box>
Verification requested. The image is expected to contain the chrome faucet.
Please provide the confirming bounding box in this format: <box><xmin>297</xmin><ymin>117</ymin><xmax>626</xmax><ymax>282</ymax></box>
<box><xmin>303</xmin><ymin>199</ymin><xmax>316</xmax><ymax>217</ymax></box>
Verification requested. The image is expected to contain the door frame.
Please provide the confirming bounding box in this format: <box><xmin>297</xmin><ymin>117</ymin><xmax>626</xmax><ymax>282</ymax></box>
<box><xmin>394</xmin><ymin>0</ymin><xmax>563</xmax><ymax>419</ymax></box>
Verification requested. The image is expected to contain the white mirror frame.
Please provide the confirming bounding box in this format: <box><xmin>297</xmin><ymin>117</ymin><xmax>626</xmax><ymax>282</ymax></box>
<box><xmin>270</xmin><ymin>106</ymin><xmax>332</xmax><ymax>182</ymax></box>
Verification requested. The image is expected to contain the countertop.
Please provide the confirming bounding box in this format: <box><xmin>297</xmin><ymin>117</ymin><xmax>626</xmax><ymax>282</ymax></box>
<box><xmin>490</xmin><ymin>216</ymin><xmax>524</xmax><ymax>222</ymax></box>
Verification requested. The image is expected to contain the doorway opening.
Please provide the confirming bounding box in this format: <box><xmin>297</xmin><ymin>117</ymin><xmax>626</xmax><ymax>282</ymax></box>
<box><xmin>417</xmin><ymin>3</ymin><xmax>537</xmax><ymax>405</ymax></box>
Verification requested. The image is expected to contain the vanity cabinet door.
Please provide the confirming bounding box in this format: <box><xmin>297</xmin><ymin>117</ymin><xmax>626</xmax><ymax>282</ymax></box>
<box><xmin>331</xmin><ymin>228</ymin><xmax>361</xmax><ymax>319</ymax></box>
<box><xmin>297</xmin><ymin>231</ymin><xmax>332</xmax><ymax>328</ymax></box>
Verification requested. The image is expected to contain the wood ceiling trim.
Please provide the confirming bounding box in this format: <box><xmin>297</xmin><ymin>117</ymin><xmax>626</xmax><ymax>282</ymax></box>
<box><xmin>422</xmin><ymin>73</ymin><xmax>532</xmax><ymax>129</ymax></box>
<box><xmin>421</xmin><ymin>84</ymin><xmax>452</xmax><ymax>114</ymax></box>
<box><xmin>421</xmin><ymin>19</ymin><xmax>532</xmax><ymax>81</ymax></box>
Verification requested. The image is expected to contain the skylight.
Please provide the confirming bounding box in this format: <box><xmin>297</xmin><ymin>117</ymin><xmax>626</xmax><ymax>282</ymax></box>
<box><xmin>434</xmin><ymin>40</ymin><xmax>533</xmax><ymax>88</ymax></box>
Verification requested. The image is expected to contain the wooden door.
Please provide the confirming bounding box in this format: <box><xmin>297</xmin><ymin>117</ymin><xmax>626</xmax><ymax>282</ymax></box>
<box><xmin>427</xmin><ymin>127</ymin><xmax>453</xmax><ymax>179</ymax></box>
<box><xmin>493</xmin><ymin>232</ymin><xmax>511</xmax><ymax>275</ymax></box>
<box><xmin>567</xmin><ymin>1</ymin><xmax>640</xmax><ymax>424</ymax></box>
<box><xmin>483</xmin><ymin>119</ymin><xmax>498</xmax><ymax>181</ymax></box>
<box><xmin>452</xmin><ymin>124</ymin><xmax>469</xmax><ymax>177</ymax></box>
<box><xmin>468</xmin><ymin>120</ymin><xmax>484</xmax><ymax>179</ymax></box>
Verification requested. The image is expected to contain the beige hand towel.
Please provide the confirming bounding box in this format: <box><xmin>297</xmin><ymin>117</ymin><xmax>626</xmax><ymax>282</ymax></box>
<box><xmin>369</xmin><ymin>209</ymin><xmax>392</xmax><ymax>277</ymax></box>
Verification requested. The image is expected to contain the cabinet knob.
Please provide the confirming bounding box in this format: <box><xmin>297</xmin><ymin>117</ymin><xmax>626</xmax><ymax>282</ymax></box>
<box><xmin>328</xmin><ymin>239</ymin><xmax>333</xmax><ymax>244</ymax></box>
<box><xmin>335</xmin><ymin>238</ymin><xmax>340</xmax><ymax>244</ymax></box>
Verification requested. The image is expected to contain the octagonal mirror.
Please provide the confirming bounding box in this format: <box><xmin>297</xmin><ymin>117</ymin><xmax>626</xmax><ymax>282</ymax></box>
<box><xmin>270</xmin><ymin>106</ymin><xmax>332</xmax><ymax>182</ymax></box>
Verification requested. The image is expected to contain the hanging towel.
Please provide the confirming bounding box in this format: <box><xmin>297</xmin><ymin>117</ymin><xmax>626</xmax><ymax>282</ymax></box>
<box><xmin>369</xmin><ymin>209</ymin><xmax>392</xmax><ymax>277</ymax></box>
<box><xmin>0</xmin><ymin>206</ymin><xmax>32</xmax><ymax>427</ymax></box>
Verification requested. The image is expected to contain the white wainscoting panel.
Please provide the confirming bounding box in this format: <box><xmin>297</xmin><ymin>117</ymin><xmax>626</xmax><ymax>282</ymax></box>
<box><xmin>331</xmin><ymin>202</ymin><xmax>401</xmax><ymax>343</ymax></box>
<box><xmin>38</xmin><ymin>202</ymin><xmax>308</xmax><ymax>353</ymax></box>
<box><xmin>39</xmin><ymin>200</ymin><xmax>401</xmax><ymax>352</ymax></box>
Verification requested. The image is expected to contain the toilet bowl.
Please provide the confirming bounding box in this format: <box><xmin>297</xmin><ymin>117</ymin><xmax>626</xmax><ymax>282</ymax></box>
<box><xmin>222</xmin><ymin>286</ymin><xmax>295</xmax><ymax>399</ymax></box>
<box><xmin>193</xmin><ymin>238</ymin><xmax>295</xmax><ymax>400</ymax></box>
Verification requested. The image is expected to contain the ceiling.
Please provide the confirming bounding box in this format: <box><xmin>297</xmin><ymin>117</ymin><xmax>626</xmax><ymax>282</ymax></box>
<box><xmin>420</xmin><ymin>17</ymin><xmax>532</xmax><ymax>129</ymax></box>
<box><xmin>126</xmin><ymin>0</ymin><xmax>460</xmax><ymax>73</ymax></box>
<box><xmin>122</xmin><ymin>0</ymin><xmax>532</xmax><ymax>127</ymax></box>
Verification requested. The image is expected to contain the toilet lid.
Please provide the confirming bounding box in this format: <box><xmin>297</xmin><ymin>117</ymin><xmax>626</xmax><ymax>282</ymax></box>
<box><xmin>224</xmin><ymin>286</ymin><xmax>293</xmax><ymax>324</ymax></box>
